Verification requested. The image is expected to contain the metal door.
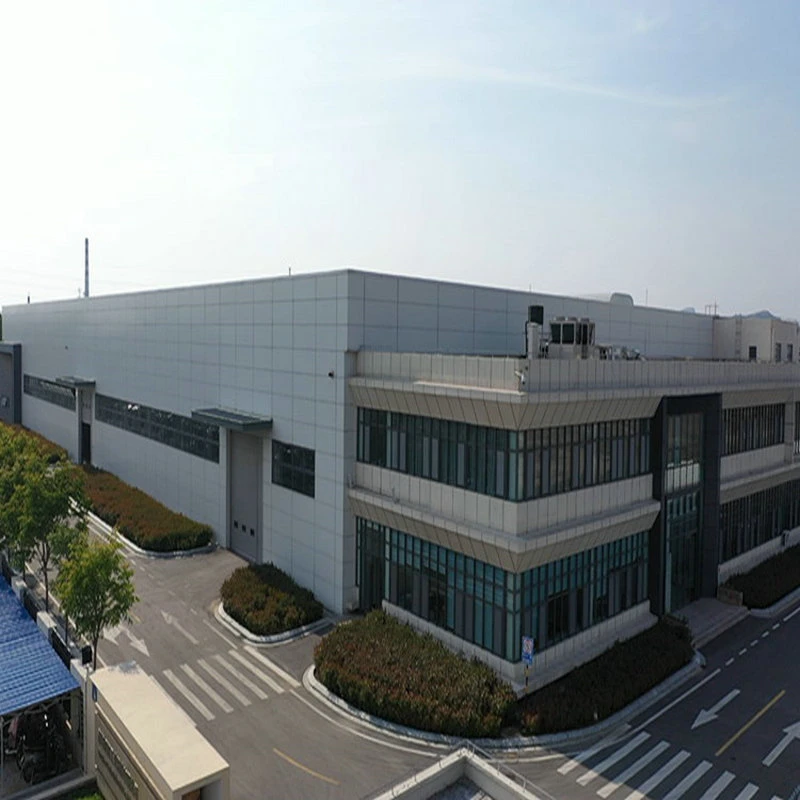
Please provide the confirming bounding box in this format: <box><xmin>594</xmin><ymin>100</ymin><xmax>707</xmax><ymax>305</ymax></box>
<box><xmin>229</xmin><ymin>432</ymin><xmax>262</xmax><ymax>561</ymax></box>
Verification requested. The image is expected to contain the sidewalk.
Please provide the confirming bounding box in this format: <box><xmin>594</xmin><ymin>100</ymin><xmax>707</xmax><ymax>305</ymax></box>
<box><xmin>680</xmin><ymin>597</ymin><xmax>749</xmax><ymax>649</ymax></box>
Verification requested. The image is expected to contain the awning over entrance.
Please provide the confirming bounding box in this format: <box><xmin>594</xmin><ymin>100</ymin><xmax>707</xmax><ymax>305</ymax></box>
<box><xmin>54</xmin><ymin>376</ymin><xmax>96</xmax><ymax>389</ymax></box>
<box><xmin>0</xmin><ymin>578</ymin><xmax>79</xmax><ymax>717</ymax></box>
<box><xmin>191</xmin><ymin>407</ymin><xmax>273</xmax><ymax>432</ymax></box>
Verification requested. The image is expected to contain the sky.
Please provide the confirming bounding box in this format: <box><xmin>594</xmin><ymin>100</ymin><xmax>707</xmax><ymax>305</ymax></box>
<box><xmin>1</xmin><ymin>1</ymin><xmax>799</xmax><ymax>317</ymax></box>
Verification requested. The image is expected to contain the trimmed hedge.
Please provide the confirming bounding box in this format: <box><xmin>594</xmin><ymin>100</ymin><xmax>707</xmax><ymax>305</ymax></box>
<box><xmin>516</xmin><ymin>618</ymin><xmax>694</xmax><ymax>735</ymax></box>
<box><xmin>81</xmin><ymin>467</ymin><xmax>213</xmax><ymax>552</ymax></box>
<box><xmin>221</xmin><ymin>563</ymin><xmax>323</xmax><ymax>636</ymax></box>
<box><xmin>314</xmin><ymin>611</ymin><xmax>516</xmax><ymax>737</ymax></box>
<box><xmin>725</xmin><ymin>544</ymin><xmax>800</xmax><ymax>608</ymax></box>
<box><xmin>1</xmin><ymin>422</ymin><xmax>68</xmax><ymax>463</ymax></box>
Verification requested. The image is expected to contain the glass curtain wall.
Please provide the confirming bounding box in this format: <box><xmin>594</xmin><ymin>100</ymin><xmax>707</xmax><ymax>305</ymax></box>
<box><xmin>357</xmin><ymin>517</ymin><xmax>648</xmax><ymax>663</ymax></box>
<box><xmin>722</xmin><ymin>404</ymin><xmax>785</xmax><ymax>456</ymax></box>
<box><xmin>357</xmin><ymin>408</ymin><xmax>651</xmax><ymax>502</ymax></box>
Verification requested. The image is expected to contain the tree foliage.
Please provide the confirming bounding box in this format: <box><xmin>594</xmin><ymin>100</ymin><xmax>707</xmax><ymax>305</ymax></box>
<box><xmin>56</xmin><ymin>537</ymin><xmax>138</xmax><ymax>670</ymax></box>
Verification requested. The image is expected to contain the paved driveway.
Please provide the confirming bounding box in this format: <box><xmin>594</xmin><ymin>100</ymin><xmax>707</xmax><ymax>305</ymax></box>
<box><xmin>95</xmin><ymin>546</ymin><xmax>442</xmax><ymax>799</ymax></box>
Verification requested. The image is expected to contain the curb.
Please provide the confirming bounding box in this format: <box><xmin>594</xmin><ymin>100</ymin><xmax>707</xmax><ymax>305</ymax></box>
<box><xmin>303</xmin><ymin>650</ymin><xmax>707</xmax><ymax>751</ymax></box>
<box><xmin>749</xmin><ymin>584</ymin><xmax>800</xmax><ymax>618</ymax></box>
<box><xmin>86</xmin><ymin>509</ymin><xmax>217</xmax><ymax>559</ymax></box>
<box><xmin>215</xmin><ymin>601</ymin><xmax>333</xmax><ymax>645</ymax></box>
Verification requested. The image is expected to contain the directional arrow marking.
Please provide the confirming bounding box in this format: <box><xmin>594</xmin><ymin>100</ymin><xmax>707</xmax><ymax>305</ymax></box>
<box><xmin>161</xmin><ymin>609</ymin><xmax>200</xmax><ymax>645</ymax></box>
<box><xmin>104</xmin><ymin>625</ymin><xmax>122</xmax><ymax>645</ymax></box>
<box><xmin>691</xmin><ymin>689</ymin><xmax>740</xmax><ymax>730</ymax></box>
<box><xmin>762</xmin><ymin>720</ymin><xmax>800</xmax><ymax>767</ymax></box>
<box><xmin>122</xmin><ymin>625</ymin><xmax>149</xmax><ymax>657</ymax></box>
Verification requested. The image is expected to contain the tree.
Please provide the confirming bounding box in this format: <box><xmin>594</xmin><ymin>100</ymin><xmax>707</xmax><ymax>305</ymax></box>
<box><xmin>56</xmin><ymin>538</ymin><xmax>138</xmax><ymax>670</ymax></box>
<box><xmin>16</xmin><ymin>455</ymin><xmax>87</xmax><ymax>610</ymax></box>
<box><xmin>0</xmin><ymin>427</ymin><xmax>41</xmax><ymax>564</ymax></box>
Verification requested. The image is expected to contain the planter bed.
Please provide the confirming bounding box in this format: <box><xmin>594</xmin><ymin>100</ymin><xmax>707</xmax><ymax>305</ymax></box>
<box><xmin>81</xmin><ymin>467</ymin><xmax>213</xmax><ymax>553</ymax></box>
<box><xmin>221</xmin><ymin>563</ymin><xmax>323</xmax><ymax>636</ymax></box>
<box><xmin>724</xmin><ymin>544</ymin><xmax>800</xmax><ymax>608</ymax></box>
<box><xmin>315</xmin><ymin>612</ymin><xmax>694</xmax><ymax>738</ymax></box>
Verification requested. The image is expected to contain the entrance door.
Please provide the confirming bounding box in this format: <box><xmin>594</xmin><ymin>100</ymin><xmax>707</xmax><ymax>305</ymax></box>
<box><xmin>665</xmin><ymin>491</ymin><xmax>701</xmax><ymax>612</ymax></box>
<box><xmin>229</xmin><ymin>432</ymin><xmax>262</xmax><ymax>562</ymax></box>
<box><xmin>80</xmin><ymin>422</ymin><xmax>92</xmax><ymax>464</ymax></box>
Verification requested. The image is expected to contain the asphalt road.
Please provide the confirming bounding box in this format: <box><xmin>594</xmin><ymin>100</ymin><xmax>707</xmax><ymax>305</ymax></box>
<box><xmin>508</xmin><ymin>602</ymin><xmax>800</xmax><ymax>800</ymax></box>
<box><xmin>93</xmin><ymin>543</ymin><xmax>445</xmax><ymax>800</ymax></box>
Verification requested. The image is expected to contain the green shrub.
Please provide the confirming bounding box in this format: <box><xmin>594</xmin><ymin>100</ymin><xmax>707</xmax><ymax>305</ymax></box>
<box><xmin>221</xmin><ymin>563</ymin><xmax>323</xmax><ymax>635</ymax></box>
<box><xmin>1</xmin><ymin>422</ymin><xmax>68</xmax><ymax>463</ymax></box>
<box><xmin>314</xmin><ymin>610</ymin><xmax>516</xmax><ymax>737</ymax></box>
<box><xmin>516</xmin><ymin>618</ymin><xmax>693</xmax><ymax>735</ymax></box>
<box><xmin>81</xmin><ymin>467</ymin><xmax>213</xmax><ymax>552</ymax></box>
<box><xmin>725</xmin><ymin>544</ymin><xmax>800</xmax><ymax>608</ymax></box>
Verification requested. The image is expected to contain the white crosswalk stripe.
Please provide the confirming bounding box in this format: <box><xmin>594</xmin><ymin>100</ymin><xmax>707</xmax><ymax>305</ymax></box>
<box><xmin>162</xmin><ymin>669</ymin><xmax>215</xmax><ymax>721</ymax></box>
<box><xmin>212</xmin><ymin>654</ymin><xmax>268</xmax><ymax>700</ymax></box>
<box><xmin>228</xmin><ymin>649</ymin><xmax>285</xmax><ymax>694</ymax></box>
<box><xmin>597</xmin><ymin>741</ymin><xmax>670</xmax><ymax>798</ymax></box>
<box><xmin>577</xmin><ymin>732</ymin><xmax>650</xmax><ymax>787</ymax></box>
<box><xmin>559</xmin><ymin>730</ymin><xmax>627</xmax><ymax>775</ymax></box>
<box><xmin>662</xmin><ymin>760</ymin><xmax>712</xmax><ymax>800</ymax></box>
<box><xmin>623</xmin><ymin>750</ymin><xmax>690</xmax><ymax>800</ymax></box>
<box><xmin>181</xmin><ymin>664</ymin><xmax>234</xmax><ymax>713</ymax></box>
<box><xmin>732</xmin><ymin>784</ymin><xmax>759</xmax><ymax>800</ymax></box>
<box><xmin>198</xmin><ymin>658</ymin><xmax>252</xmax><ymax>706</ymax></box>
<box><xmin>697</xmin><ymin>771</ymin><xmax>735</xmax><ymax>800</ymax></box>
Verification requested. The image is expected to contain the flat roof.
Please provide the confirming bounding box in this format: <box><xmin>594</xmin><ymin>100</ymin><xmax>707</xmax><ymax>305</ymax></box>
<box><xmin>0</xmin><ymin>577</ymin><xmax>79</xmax><ymax>717</ymax></box>
<box><xmin>192</xmin><ymin>407</ymin><xmax>273</xmax><ymax>431</ymax></box>
<box><xmin>92</xmin><ymin>663</ymin><xmax>228</xmax><ymax>791</ymax></box>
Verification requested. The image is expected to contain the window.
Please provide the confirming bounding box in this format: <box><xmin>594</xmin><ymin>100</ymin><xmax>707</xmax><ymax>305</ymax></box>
<box><xmin>788</xmin><ymin>344</ymin><xmax>794</xmax><ymax>363</ymax></box>
<box><xmin>748</xmin><ymin>345</ymin><xmax>757</xmax><ymax>361</ymax></box>
<box><xmin>95</xmin><ymin>394</ymin><xmax>219</xmax><ymax>462</ymax></box>
<box><xmin>357</xmin><ymin>407</ymin><xmax>652</xmax><ymax>502</ymax></box>
<box><xmin>272</xmin><ymin>440</ymin><xmax>315</xmax><ymax>497</ymax></box>
<box><xmin>23</xmin><ymin>375</ymin><xmax>76</xmax><ymax>411</ymax></box>
<box><xmin>775</xmin><ymin>343</ymin><xmax>782</xmax><ymax>362</ymax></box>
<box><xmin>721</xmin><ymin>404</ymin><xmax>784</xmax><ymax>456</ymax></box>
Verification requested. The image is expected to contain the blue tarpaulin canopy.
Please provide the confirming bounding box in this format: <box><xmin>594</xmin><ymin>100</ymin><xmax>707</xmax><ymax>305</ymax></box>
<box><xmin>0</xmin><ymin>577</ymin><xmax>79</xmax><ymax>717</ymax></box>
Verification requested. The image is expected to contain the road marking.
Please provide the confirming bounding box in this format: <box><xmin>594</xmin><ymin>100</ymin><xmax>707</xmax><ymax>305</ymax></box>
<box><xmin>181</xmin><ymin>664</ymin><xmax>234</xmax><ymax>713</ymax></box>
<box><xmin>228</xmin><ymin>650</ymin><xmax>284</xmax><ymax>693</ymax></box>
<box><xmin>212</xmin><ymin>655</ymin><xmax>267</xmax><ymax>700</ymax></box>
<box><xmin>162</xmin><ymin>610</ymin><xmax>200</xmax><ymax>645</ymax></box>
<box><xmin>558</xmin><ymin>729</ymin><xmax>627</xmax><ymax>775</ymax></box>
<box><xmin>762</xmin><ymin>631</ymin><xmax>770</xmax><ymax>638</ymax></box>
<box><xmin>633</xmin><ymin>669</ymin><xmax>721</xmax><ymax>734</ymax></box>
<box><xmin>762</xmin><ymin>720</ymin><xmax>800</xmax><ymax>767</ymax></box>
<box><xmin>597</xmin><ymin>741</ymin><xmax>669</xmax><ymax>798</ymax></box>
<box><xmin>750</xmin><ymin>639</ymin><xmax>759</xmax><ymax>647</ymax></box>
<box><xmin>732</xmin><ymin>783</ymin><xmax>759</xmax><ymax>800</ymax></box>
<box><xmin>273</xmin><ymin>748</ymin><xmax>339</xmax><ymax>785</ymax></box>
<box><xmin>577</xmin><ymin>732</ymin><xmax>650</xmax><ymax>786</ymax></box>
<box><xmin>739</xmin><ymin>649</ymin><xmax>748</xmax><ymax>656</ymax></box>
<box><xmin>190</xmin><ymin>608</ymin><xmax>198</xmax><ymax>615</ymax></box>
<box><xmin>289</xmin><ymin>688</ymin><xmax>445</xmax><ymax>759</ymax></box>
<box><xmin>662</xmin><ymin>760</ymin><xmax>712</xmax><ymax>800</ymax></box>
<box><xmin>95</xmin><ymin>653</ymin><xmax>106</xmax><ymax>668</ymax></box>
<box><xmin>725</xmin><ymin>658</ymin><xmax>735</xmax><ymax>667</ymax></box>
<box><xmin>692</xmin><ymin>689</ymin><xmax>741</xmax><ymax>730</ymax></box>
<box><xmin>202</xmin><ymin>618</ymin><xmax>238</xmax><ymax>650</ymax></box>
<box><xmin>244</xmin><ymin>645</ymin><xmax>301</xmax><ymax>688</ymax></box>
<box><xmin>697</xmin><ymin>771</ymin><xmax>735</xmax><ymax>800</ymax></box>
<box><xmin>784</xmin><ymin>606</ymin><xmax>800</xmax><ymax>622</ymax></box>
<box><xmin>716</xmin><ymin>689</ymin><xmax>786</xmax><ymax>756</ymax></box>
<box><xmin>131</xmin><ymin>612</ymin><xmax>141</xmax><ymax>624</ymax></box>
<box><xmin>623</xmin><ymin>750</ymin><xmax>690</xmax><ymax>800</ymax></box>
<box><xmin>198</xmin><ymin>659</ymin><xmax>252</xmax><ymax>706</ymax></box>
<box><xmin>772</xmin><ymin>623</ymin><xmax>780</xmax><ymax>630</ymax></box>
<box><xmin>163</xmin><ymin>669</ymin><xmax>215</xmax><ymax>721</ymax></box>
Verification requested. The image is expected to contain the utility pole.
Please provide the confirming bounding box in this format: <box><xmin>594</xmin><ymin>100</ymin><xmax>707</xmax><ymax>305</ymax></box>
<box><xmin>84</xmin><ymin>238</ymin><xmax>89</xmax><ymax>298</ymax></box>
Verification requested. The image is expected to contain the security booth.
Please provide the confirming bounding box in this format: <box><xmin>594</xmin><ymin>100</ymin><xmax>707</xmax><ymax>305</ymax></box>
<box><xmin>87</xmin><ymin>663</ymin><xmax>229</xmax><ymax>800</ymax></box>
<box><xmin>0</xmin><ymin>577</ymin><xmax>81</xmax><ymax>796</ymax></box>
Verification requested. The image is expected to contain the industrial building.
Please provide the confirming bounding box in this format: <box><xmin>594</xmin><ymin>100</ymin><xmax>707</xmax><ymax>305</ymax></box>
<box><xmin>2</xmin><ymin>270</ymin><xmax>799</xmax><ymax>687</ymax></box>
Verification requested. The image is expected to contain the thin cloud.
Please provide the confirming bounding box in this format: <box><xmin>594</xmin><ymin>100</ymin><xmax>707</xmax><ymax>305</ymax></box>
<box><xmin>388</xmin><ymin>57</ymin><xmax>731</xmax><ymax>110</ymax></box>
